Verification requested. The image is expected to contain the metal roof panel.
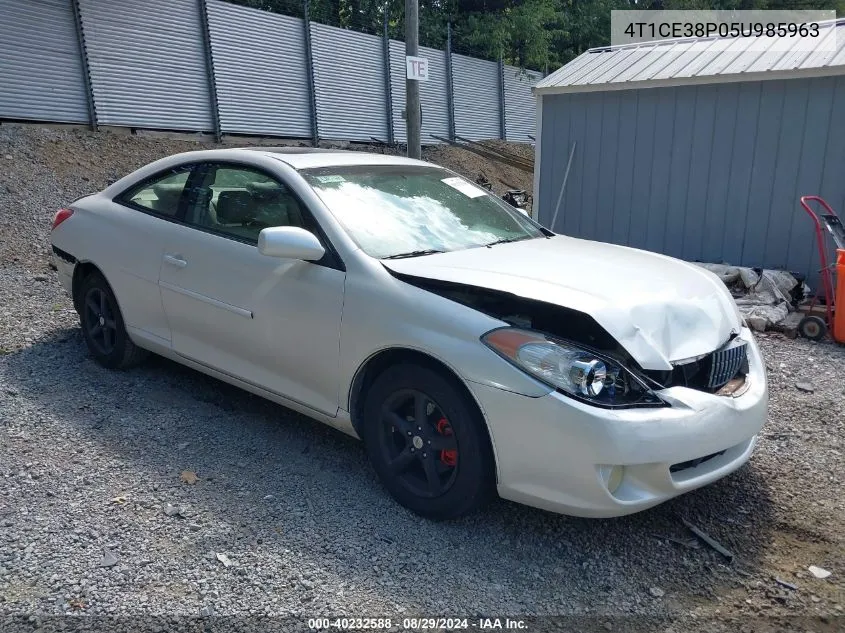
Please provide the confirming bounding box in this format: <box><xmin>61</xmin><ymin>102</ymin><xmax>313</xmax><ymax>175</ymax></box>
<box><xmin>540</xmin><ymin>51</ymin><xmax>599</xmax><ymax>86</ymax></box>
<box><xmin>535</xmin><ymin>18</ymin><xmax>845</xmax><ymax>94</ymax></box>
<box><xmin>603</xmin><ymin>47</ymin><xmax>657</xmax><ymax>83</ymax></box>
<box><xmin>796</xmin><ymin>25</ymin><xmax>840</xmax><ymax>68</ymax></box>
<box><xmin>697</xmin><ymin>36</ymin><xmax>757</xmax><ymax>76</ymax></box>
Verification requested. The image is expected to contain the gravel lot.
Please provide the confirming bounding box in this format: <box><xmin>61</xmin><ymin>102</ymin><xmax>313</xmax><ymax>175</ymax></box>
<box><xmin>0</xmin><ymin>124</ymin><xmax>842</xmax><ymax>632</ymax></box>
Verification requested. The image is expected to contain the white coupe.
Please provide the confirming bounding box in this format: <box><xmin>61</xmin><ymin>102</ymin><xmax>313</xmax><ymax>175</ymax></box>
<box><xmin>50</xmin><ymin>148</ymin><xmax>768</xmax><ymax>519</ymax></box>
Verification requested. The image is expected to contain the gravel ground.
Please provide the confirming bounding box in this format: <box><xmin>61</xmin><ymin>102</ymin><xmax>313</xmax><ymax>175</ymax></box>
<box><xmin>0</xmin><ymin>124</ymin><xmax>843</xmax><ymax>632</ymax></box>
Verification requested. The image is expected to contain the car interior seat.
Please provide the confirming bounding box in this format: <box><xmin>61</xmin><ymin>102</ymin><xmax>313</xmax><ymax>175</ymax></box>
<box><xmin>216</xmin><ymin>190</ymin><xmax>255</xmax><ymax>224</ymax></box>
<box><xmin>246</xmin><ymin>181</ymin><xmax>305</xmax><ymax>228</ymax></box>
<box><xmin>150</xmin><ymin>183</ymin><xmax>186</xmax><ymax>215</ymax></box>
<box><xmin>214</xmin><ymin>190</ymin><xmax>262</xmax><ymax>240</ymax></box>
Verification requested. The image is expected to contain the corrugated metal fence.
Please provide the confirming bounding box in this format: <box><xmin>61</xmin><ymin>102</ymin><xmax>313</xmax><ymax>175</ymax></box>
<box><xmin>206</xmin><ymin>1</ymin><xmax>311</xmax><ymax>138</ymax></box>
<box><xmin>0</xmin><ymin>0</ymin><xmax>539</xmax><ymax>144</ymax></box>
<box><xmin>311</xmin><ymin>23</ymin><xmax>389</xmax><ymax>142</ymax></box>
<box><xmin>78</xmin><ymin>0</ymin><xmax>214</xmax><ymax>131</ymax></box>
<box><xmin>0</xmin><ymin>0</ymin><xmax>90</xmax><ymax>123</ymax></box>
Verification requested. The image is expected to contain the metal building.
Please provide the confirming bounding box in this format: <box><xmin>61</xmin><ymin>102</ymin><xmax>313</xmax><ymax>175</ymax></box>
<box><xmin>533</xmin><ymin>20</ymin><xmax>845</xmax><ymax>284</ymax></box>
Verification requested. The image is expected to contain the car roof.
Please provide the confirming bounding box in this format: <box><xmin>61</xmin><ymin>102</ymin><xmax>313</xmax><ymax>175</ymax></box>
<box><xmin>231</xmin><ymin>147</ymin><xmax>433</xmax><ymax>170</ymax></box>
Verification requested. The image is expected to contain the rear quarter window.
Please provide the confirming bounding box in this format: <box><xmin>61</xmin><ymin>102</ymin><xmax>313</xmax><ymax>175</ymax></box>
<box><xmin>116</xmin><ymin>166</ymin><xmax>192</xmax><ymax>217</ymax></box>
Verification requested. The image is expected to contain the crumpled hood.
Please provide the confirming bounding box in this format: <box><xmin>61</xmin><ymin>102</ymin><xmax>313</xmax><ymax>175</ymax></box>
<box><xmin>383</xmin><ymin>235</ymin><xmax>743</xmax><ymax>370</ymax></box>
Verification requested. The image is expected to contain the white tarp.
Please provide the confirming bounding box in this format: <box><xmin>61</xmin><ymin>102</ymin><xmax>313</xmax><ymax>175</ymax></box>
<box><xmin>694</xmin><ymin>263</ymin><xmax>805</xmax><ymax>332</ymax></box>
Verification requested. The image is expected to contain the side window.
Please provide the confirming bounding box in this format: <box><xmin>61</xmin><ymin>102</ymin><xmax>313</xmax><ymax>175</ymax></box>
<box><xmin>117</xmin><ymin>167</ymin><xmax>191</xmax><ymax>217</ymax></box>
<box><xmin>186</xmin><ymin>164</ymin><xmax>306</xmax><ymax>243</ymax></box>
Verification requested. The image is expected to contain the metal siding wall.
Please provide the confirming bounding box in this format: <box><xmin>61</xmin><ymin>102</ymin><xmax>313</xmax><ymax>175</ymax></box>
<box><xmin>503</xmin><ymin>65</ymin><xmax>539</xmax><ymax>142</ymax></box>
<box><xmin>577</xmin><ymin>92</ymin><xmax>603</xmax><ymax>241</ymax></box>
<box><xmin>681</xmin><ymin>85</ymin><xmax>718</xmax><ymax>263</ymax></box>
<box><xmin>560</xmin><ymin>94</ymin><xmax>587</xmax><ymax>238</ymax></box>
<box><xmin>721</xmin><ymin>82</ymin><xmax>760</xmax><ymax>265</ymax></box>
<box><xmin>452</xmin><ymin>54</ymin><xmax>500</xmax><ymax>141</ymax></box>
<box><xmin>537</xmin><ymin>94</ymin><xmax>563</xmax><ymax>227</ymax></box>
<box><xmin>662</xmin><ymin>88</ymin><xmax>695</xmax><ymax>259</ymax></box>
<box><xmin>594</xmin><ymin>92</ymin><xmax>620</xmax><ymax>239</ymax></box>
<box><xmin>206</xmin><ymin>0</ymin><xmax>310</xmax><ymax>137</ymax></box>
<box><xmin>628</xmin><ymin>89</ymin><xmax>658</xmax><ymax>251</ymax></box>
<box><xmin>388</xmin><ymin>41</ymin><xmax>450</xmax><ymax>144</ymax></box>
<box><xmin>763</xmin><ymin>81</ymin><xmax>807</xmax><ymax>269</ymax></box>
<box><xmin>78</xmin><ymin>0</ymin><xmax>213</xmax><ymax>130</ymax></box>
<box><xmin>643</xmin><ymin>88</ymin><xmax>676</xmax><ymax>255</ymax></box>
<box><xmin>311</xmin><ymin>23</ymin><xmax>387</xmax><ymax>142</ymax></box>
<box><xmin>817</xmin><ymin>77</ymin><xmax>845</xmax><ymax>208</ymax></box>
<box><xmin>537</xmin><ymin>76</ymin><xmax>845</xmax><ymax>285</ymax></box>
<box><xmin>0</xmin><ymin>0</ymin><xmax>88</xmax><ymax>123</ymax></box>
<box><xmin>790</xmin><ymin>76</ymin><xmax>841</xmax><ymax>278</ymax></box>
<box><xmin>700</xmin><ymin>84</ymin><xmax>740</xmax><ymax>264</ymax></box>
<box><xmin>742</xmin><ymin>82</ymin><xmax>784</xmax><ymax>268</ymax></box>
<box><xmin>610</xmin><ymin>92</ymin><xmax>637</xmax><ymax>246</ymax></box>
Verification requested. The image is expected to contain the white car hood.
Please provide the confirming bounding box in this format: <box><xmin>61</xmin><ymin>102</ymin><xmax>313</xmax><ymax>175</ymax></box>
<box><xmin>383</xmin><ymin>235</ymin><xmax>742</xmax><ymax>370</ymax></box>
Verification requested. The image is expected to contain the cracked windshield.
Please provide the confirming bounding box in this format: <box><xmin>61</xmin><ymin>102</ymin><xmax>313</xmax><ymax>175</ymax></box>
<box><xmin>302</xmin><ymin>165</ymin><xmax>545</xmax><ymax>259</ymax></box>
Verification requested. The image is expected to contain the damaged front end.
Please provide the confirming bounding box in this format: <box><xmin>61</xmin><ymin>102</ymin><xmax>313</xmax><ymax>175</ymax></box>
<box><xmin>392</xmin><ymin>272</ymin><xmax>666</xmax><ymax>408</ymax></box>
<box><xmin>392</xmin><ymin>272</ymin><xmax>630</xmax><ymax>359</ymax></box>
<box><xmin>392</xmin><ymin>271</ymin><xmax>750</xmax><ymax>404</ymax></box>
<box><xmin>641</xmin><ymin>335</ymin><xmax>751</xmax><ymax>397</ymax></box>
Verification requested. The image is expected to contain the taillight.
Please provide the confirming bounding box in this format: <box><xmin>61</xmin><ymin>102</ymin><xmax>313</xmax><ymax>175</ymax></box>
<box><xmin>52</xmin><ymin>208</ymin><xmax>74</xmax><ymax>230</ymax></box>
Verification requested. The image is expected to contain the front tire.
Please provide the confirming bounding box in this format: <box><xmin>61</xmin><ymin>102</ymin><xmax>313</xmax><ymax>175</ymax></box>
<box><xmin>78</xmin><ymin>271</ymin><xmax>148</xmax><ymax>369</ymax></box>
<box><xmin>362</xmin><ymin>364</ymin><xmax>494</xmax><ymax>519</ymax></box>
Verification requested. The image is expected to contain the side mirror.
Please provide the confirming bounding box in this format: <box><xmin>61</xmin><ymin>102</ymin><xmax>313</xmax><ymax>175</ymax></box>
<box><xmin>257</xmin><ymin>227</ymin><xmax>325</xmax><ymax>261</ymax></box>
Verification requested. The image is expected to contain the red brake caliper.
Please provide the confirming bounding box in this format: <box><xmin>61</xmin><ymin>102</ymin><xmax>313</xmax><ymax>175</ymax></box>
<box><xmin>436</xmin><ymin>418</ymin><xmax>458</xmax><ymax>467</ymax></box>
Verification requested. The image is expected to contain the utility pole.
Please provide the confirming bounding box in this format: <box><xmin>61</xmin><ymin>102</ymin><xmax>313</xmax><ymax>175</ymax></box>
<box><xmin>405</xmin><ymin>0</ymin><xmax>421</xmax><ymax>158</ymax></box>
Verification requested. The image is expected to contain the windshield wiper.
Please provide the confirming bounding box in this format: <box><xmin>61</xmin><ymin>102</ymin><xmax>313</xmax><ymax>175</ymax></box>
<box><xmin>485</xmin><ymin>236</ymin><xmax>530</xmax><ymax>247</ymax></box>
<box><xmin>382</xmin><ymin>249</ymin><xmax>445</xmax><ymax>260</ymax></box>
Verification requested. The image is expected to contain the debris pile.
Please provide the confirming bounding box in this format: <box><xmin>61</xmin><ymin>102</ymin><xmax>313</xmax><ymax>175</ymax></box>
<box><xmin>694</xmin><ymin>263</ymin><xmax>807</xmax><ymax>332</ymax></box>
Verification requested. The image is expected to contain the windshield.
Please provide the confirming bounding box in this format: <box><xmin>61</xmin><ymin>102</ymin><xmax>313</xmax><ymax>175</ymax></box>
<box><xmin>301</xmin><ymin>165</ymin><xmax>546</xmax><ymax>259</ymax></box>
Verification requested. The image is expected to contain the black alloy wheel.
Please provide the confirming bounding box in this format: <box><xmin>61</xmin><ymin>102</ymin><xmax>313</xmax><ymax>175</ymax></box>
<box><xmin>377</xmin><ymin>388</ymin><xmax>460</xmax><ymax>499</ymax></box>
<box><xmin>363</xmin><ymin>364</ymin><xmax>494</xmax><ymax>519</ymax></box>
<box><xmin>83</xmin><ymin>286</ymin><xmax>118</xmax><ymax>356</ymax></box>
<box><xmin>78</xmin><ymin>271</ymin><xmax>148</xmax><ymax>369</ymax></box>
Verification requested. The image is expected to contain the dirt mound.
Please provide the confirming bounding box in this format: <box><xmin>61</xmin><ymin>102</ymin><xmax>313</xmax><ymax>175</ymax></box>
<box><xmin>423</xmin><ymin>141</ymin><xmax>533</xmax><ymax>197</ymax></box>
<box><xmin>0</xmin><ymin>124</ymin><xmax>535</xmax><ymax>269</ymax></box>
<box><xmin>0</xmin><ymin>125</ymin><xmax>216</xmax><ymax>269</ymax></box>
<box><xmin>333</xmin><ymin>139</ymin><xmax>535</xmax><ymax>197</ymax></box>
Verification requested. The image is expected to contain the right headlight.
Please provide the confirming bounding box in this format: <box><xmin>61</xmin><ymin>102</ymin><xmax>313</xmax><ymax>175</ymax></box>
<box><xmin>481</xmin><ymin>328</ymin><xmax>665</xmax><ymax>408</ymax></box>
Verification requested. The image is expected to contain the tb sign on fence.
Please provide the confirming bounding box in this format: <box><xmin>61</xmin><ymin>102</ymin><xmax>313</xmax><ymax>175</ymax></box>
<box><xmin>406</xmin><ymin>56</ymin><xmax>429</xmax><ymax>81</ymax></box>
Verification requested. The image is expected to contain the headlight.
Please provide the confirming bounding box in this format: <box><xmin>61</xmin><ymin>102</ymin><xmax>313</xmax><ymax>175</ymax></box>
<box><xmin>482</xmin><ymin>328</ymin><xmax>665</xmax><ymax>408</ymax></box>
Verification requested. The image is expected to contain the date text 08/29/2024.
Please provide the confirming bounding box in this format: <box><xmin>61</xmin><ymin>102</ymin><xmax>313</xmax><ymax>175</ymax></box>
<box><xmin>307</xmin><ymin>617</ymin><xmax>528</xmax><ymax>630</ymax></box>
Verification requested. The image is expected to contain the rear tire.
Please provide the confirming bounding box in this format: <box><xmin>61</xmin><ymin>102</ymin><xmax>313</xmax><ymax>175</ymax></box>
<box><xmin>362</xmin><ymin>363</ymin><xmax>494</xmax><ymax>520</ymax></box>
<box><xmin>78</xmin><ymin>271</ymin><xmax>148</xmax><ymax>369</ymax></box>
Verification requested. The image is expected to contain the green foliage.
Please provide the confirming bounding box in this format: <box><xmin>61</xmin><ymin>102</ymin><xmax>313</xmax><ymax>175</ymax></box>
<box><xmin>225</xmin><ymin>0</ymin><xmax>843</xmax><ymax>72</ymax></box>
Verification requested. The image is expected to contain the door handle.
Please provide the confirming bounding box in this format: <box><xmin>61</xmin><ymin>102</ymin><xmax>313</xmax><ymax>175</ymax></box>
<box><xmin>163</xmin><ymin>254</ymin><xmax>187</xmax><ymax>269</ymax></box>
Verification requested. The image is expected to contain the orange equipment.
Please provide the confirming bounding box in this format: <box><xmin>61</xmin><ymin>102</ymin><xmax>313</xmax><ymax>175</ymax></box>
<box><xmin>798</xmin><ymin>196</ymin><xmax>845</xmax><ymax>343</ymax></box>
<box><xmin>836</xmin><ymin>249</ymin><xmax>845</xmax><ymax>343</ymax></box>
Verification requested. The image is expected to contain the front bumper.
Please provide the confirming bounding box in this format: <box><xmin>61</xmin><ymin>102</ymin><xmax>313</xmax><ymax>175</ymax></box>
<box><xmin>468</xmin><ymin>328</ymin><xmax>768</xmax><ymax>518</ymax></box>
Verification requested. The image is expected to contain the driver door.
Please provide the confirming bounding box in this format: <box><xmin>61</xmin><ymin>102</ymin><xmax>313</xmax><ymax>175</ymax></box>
<box><xmin>157</xmin><ymin>162</ymin><xmax>345</xmax><ymax>416</ymax></box>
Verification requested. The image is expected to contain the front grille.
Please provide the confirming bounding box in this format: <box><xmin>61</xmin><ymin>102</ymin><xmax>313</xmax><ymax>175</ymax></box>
<box><xmin>642</xmin><ymin>336</ymin><xmax>749</xmax><ymax>393</ymax></box>
<box><xmin>705</xmin><ymin>338</ymin><xmax>748</xmax><ymax>389</ymax></box>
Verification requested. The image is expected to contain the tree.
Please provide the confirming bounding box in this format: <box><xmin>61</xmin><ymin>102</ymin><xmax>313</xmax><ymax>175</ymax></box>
<box><xmin>225</xmin><ymin>0</ymin><xmax>845</xmax><ymax>72</ymax></box>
